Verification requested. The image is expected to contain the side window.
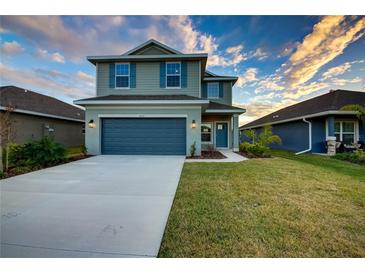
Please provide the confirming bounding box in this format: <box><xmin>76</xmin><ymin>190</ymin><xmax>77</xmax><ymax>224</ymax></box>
<box><xmin>115</xmin><ymin>63</ymin><xmax>130</xmax><ymax>88</ymax></box>
<box><xmin>207</xmin><ymin>82</ymin><xmax>219</xmax><ymax>98</ymax></box>
<box><xmin>166</xmin><ymin>62</ymin><xmax>181</xmax><ymax>88</ymax></box>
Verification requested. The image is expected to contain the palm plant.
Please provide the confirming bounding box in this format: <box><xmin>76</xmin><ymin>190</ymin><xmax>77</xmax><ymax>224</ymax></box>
<box><xmin>341</xmin><ymin>104</ymin><xmax>365</xmax><ymax>124</ymax></box>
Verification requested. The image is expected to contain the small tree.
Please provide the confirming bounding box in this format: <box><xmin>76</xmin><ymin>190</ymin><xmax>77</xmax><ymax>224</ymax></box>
<box><xmin>341</xmin><ymin>104</ymin><xmax>365</xmax><ymax>124</ymax></box>
<box><xmin>240</xmin><ymin>125</ymin><xmax>281</xmax><ymax>157</ymax></box>
<box><xmin>257</xmin><ymin>125</ymin><xmax>282</xmax><ymax>147</ymax></box>
<box><xmin>0</xmin><ymin>106</ymin><xmax>16</xmax><ymax>172</ymax></box>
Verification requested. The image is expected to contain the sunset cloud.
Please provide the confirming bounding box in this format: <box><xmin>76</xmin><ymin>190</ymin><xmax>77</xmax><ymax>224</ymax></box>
<box><xmin>1</xmin><ymin>41</ymin><xmax>24</xmax><ymax>55</ymax></box>
<box><xmin>285</xmin><ymin>16</ymin><xmax>365</xmax><ymax>88</ymax></box>
<box><xmin>236</xmin><ymin>68</ymin><xmax>258</xmax><ymax>87</ymax></box>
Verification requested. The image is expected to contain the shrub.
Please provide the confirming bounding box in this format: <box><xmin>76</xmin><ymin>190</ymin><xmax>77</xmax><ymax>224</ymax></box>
<box><xmin>0</xmin><ymin>171</ymin><xmax>6</xmax><ymax>179</ymax></box>
<box><xmin>239</xmin><ymin>142</ymin><xmax>269</xmax><ymax>158</ymax></box>
<box><xmin>334</xmin><ymin>149</ymin><xmax>365</xmax><ymax>165</ymax></box>
<box><xmin>8</xmin><ymin>137</ymin><xmax>66</xmax><ymax>168</ymax></box>
<box><xmin>12</xmin><ymin>165</ymin><xmax>34</xmax><ymax>175</ymax></box>
<box><xmin>190</xmin><ymin>141</ymin><xmax>196</xmax><ymax>157</ymax></box>
<box><xmin>240</xmin><ymin>126</ymin><xmax>281</xmax><ymax>158</ymax></box>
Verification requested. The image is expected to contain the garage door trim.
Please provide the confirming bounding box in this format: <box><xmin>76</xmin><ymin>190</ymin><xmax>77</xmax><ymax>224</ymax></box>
<box><xmin>100</xmin><ymin>116</ymin><xmax>187</xmax><ymax>155</ymax></box>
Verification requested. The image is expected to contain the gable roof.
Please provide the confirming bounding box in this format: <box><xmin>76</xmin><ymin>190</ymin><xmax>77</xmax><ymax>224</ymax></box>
<box><xmin>241</xmin><ymin>89</ymin><xmax>365</xmax><ymax>129</ymax></box>
<box><xmin>122</xmin><ymin>39</ymin><xmax>182</xmax><ymax>55</ymax></box>
<box><xmin>0</xmin><ymin>86</ymin><xmax>85</xmax><ymax>122</ymax></box>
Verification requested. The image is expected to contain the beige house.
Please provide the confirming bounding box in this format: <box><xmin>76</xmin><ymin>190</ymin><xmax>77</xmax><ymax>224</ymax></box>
<box><xmin>0</xmin><ymin>86</ymin><xmax>85</xmax><ymax>148</ymax></box>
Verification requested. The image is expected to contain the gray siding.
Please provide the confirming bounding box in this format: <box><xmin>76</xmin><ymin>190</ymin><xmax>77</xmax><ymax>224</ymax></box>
<box><xmin>96</xmin><ymin>61</ymin><xmax>200</xmax><ymax>97</ymax></box>
<box><xmin>7</xmin><ymin>112</ymin><xmax>84</xmax><ymax>147</ymax></box>
<box><xmin>206</xmin><ymin>81</ymin><xmax>232</xmax><ymax>105</ymax></box>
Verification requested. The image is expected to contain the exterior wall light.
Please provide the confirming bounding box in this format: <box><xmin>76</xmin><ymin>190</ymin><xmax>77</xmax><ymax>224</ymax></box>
<box><xmin>88</xmin><ymin>119</ymin><xmax>96</xmax><ymax>128</ymax></box>
<box><xmin>191</xmin><ymin>119</ymin><xmax>196</xmax><ymax>129</ymax></box>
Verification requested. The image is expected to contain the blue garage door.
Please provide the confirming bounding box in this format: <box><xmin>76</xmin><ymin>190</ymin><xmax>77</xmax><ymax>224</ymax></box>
<box><xmin>101</xmin><ymin>118</ymin><xmax>186</xmax><ymax>155</ymax></box>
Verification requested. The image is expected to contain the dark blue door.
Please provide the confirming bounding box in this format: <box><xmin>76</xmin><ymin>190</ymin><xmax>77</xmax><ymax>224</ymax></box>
<box><xmin>102</xmin><ymin>118</ymin><xmax>186</xmax><ymax>155</ymax></box>
<box><xmin>216</xmin><ymin>122</ymin><xmax>228</xmax><ymax>148</ymax></box>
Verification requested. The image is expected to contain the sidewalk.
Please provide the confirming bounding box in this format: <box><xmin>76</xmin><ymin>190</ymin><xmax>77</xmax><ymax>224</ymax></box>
<box><xmin>185</xmin><ymin>149</ymin><xmax>248</xmax><ymax>163</ymax></box>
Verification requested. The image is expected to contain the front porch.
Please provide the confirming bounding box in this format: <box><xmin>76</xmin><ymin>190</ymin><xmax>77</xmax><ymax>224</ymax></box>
<box><xmin>200</xmin><ymin>101</ymin><xmax>244</xmax><ymax>152</ymax></box>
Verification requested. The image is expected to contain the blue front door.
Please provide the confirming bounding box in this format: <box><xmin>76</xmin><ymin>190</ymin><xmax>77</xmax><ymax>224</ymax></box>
<box><xmin>216</xmin><ymin>122</ymin><xmax>228</xmax><ymax>148</ymax></box>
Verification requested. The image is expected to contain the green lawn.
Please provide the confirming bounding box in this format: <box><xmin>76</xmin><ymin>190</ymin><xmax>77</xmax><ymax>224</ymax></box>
<box><xmin>159</xmin><ymin>151</ymin><xmax>365</xmax><ymax>257</ymax></box>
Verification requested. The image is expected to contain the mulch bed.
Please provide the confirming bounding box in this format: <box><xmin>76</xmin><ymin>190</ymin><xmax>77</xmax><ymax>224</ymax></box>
<box><xmin>1</xmin><ymin>154</ymin><xmax>92</xmax><ymax>180</ymax></box>
<box><xmin>186</xmin><ymin>150</ymin><xmax>227</xmax><ymax>159</ymax></box>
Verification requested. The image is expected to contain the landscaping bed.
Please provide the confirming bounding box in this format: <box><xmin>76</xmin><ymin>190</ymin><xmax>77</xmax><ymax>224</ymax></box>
<box><xmin>1</xmin><ymin>139</ymin><xmax>90</xmax><ymax>180</ymax></box>
<box><xmin>1</xmin><ymin>154</ymin><xmax>91</xmax><ymax>179</ymax></box>
<box><xmin>159</xmin><ymin>150</ymin><xmax>365</xmax><ymax>257</ymax></box>
<box><xmin>186</xmin><ymin>150</ymin><xmax>226</xmax><ymax>159</ymax></box>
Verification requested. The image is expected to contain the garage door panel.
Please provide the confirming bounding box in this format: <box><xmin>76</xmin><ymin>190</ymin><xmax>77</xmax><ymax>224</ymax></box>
<box><xmin>101</xmin><ymin>118</ymin><xmax>186</xmax><ymax>155</ymax></box>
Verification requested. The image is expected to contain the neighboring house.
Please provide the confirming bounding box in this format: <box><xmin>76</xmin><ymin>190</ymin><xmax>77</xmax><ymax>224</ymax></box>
<box><xmin>240</xmin><ymin>89</ymin><xmax>365</xmax><ymax>154</ymax></box>
<box><xmin>74</xmin><ymin>39</ymin><xmax>245</xmax><ymax>156</ymax></box>
<box><xmin>0</xmin><ymin>85</ymin><xmax>85</xmax><ymax>147</ymax></box>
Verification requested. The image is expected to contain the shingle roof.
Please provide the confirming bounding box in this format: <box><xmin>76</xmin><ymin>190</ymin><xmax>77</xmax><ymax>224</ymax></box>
<box><xmin>241</xmin><ymin>89</ymin><xmax>365</xmax><ymax>129</ymax></box>
<box><xmin>206</xmin><ymin>101</ymin><xmax>246</xmax><ymax>112</ymax></box>
<box><xmin>0</xmin><ymin>86</ymin><xmax>85</xmax><ymax>121</ymax></box>
<box><xmin>75</xmin><ymin>94</ymin><xmax>206</xmax><ymax>101</ymax></box>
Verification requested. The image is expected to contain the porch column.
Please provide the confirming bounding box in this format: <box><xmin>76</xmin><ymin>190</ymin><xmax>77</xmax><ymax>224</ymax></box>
<box><xmin>326</xmin><ymin>116</ymin><xmax>336</xmax><ymax>155</ymax></box>
<box><xmin>232</xmin><ymin>114</ymin><xmax>240</xmax><ymax>152</ymax></box>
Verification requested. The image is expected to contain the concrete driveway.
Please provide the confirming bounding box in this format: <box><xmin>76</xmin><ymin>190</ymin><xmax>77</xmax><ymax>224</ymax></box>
<box><xmin>0</xmin><ymin>155</ymin><xmax>185</xmax><ymax>258</ymax></box>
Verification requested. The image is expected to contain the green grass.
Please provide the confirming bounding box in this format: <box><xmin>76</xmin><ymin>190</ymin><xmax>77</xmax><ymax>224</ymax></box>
<box><xmin>159</xmin><ymin>151</ymin><xmax>365</xmax><ymax>257</ymax></box>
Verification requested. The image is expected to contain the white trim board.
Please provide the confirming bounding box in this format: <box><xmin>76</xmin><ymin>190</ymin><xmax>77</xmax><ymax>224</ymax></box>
<box><xmin>98</xmin><ymin>114</ymin><xmax>188</xmax><ymax>118</ymax></box>
<box><xmin>205</xmin><ymin>109</ymin><xmax>246</xmax><ymax>114</ymax></box>
<box><xmin>87</xmin><ymin>106</ymin><xmax>201</xmax><ymax>110</ymax></box>
<box><xmin>0</xmin><ymin>106</ymin><xmax>84</xmax><ymax>122</ymax></box>
<box><xmin>241</xmin><ymin>110</ymin><xmax>358</xmax><ymax>129</ymax></box>
<box><xmin>74</xmin><ymin>99</ymin><xmax>210</xmax><ymax>105</ymax></box>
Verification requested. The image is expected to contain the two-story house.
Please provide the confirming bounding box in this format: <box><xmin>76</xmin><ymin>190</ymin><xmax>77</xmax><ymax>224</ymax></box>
<box><xmin>74</xmin><ymin>39</ymin><xmax>245</xmax><ymax>156</ymax></box>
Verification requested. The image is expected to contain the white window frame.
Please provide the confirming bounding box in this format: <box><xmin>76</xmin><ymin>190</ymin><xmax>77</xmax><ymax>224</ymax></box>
<box><xmin>207</xmin><ymin>82</ymin><xmax>219</xmax><ymax>99</ymax></box>
<box><xmin>201</xmin><ymin>122</ymin><xmax>213</xmax><ymax>144</ymax></box>
<box><xmin>115</xmin><ymin>63</ymin><xmax>130</xmax><ymax>89</ymax></box>
<box><xmin>326</xmin><ymin>119</ymin><xmax>359</xmax><ymax>144</ymax></box>
<box><xmin>166</xmin><ymin>61</ymin><xmax>181</xmax><ymax>89</ymax></box>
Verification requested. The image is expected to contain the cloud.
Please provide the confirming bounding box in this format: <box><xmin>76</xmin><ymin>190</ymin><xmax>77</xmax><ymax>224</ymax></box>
<box><xmin>255</xmin><ymin>75</ymin><xmax>285</xmax><ymax>93</ymax></box>
<box><xmin>282</xmin><ymin>81</ymin><xmax>329</xmax><ymax>99</ymax></box>
<box><xmin>321</xmin><ymin>59</ymin><xmax>364</xmax><ymax>80</ymax></box>
<box><xmin>1</xmin><ymin>16</ymin><xmax>130</xmax><ymax>62</ymax></box>
<box><xmin>234</xmin><ymin>98</ymin><xmax>298</xmax><ymax>126</ymax></box>
<box><xmin>331</xmin><ymin>76</ymin><xmax>362</xmax><ymax>86</ymax></box>
<box><xmin>284</xmin><ymin>16</ymin><xmax>365</xmax><ymax>88</ymax></box>
<box><xmin>0</xmin><ymin>63</ymin><xmax>94</xmax><ymax>100</ymax></box>
<box><xmin>1</xmin><ymin>41</ymin><xmax>24</xmax><ymax>55</ymax></box>
<box><xmin>36</xmin><ymin>48</ymin><xmax>65</xmax><ymax>63</ymax></box>
<box><xmin>252</xmin><ymin>47</ymin><xmax>268</xmax><ymax>60</ymax></box>
<box><xmin>321</xmin><ymin>62</ymin><xmax>352</xmax><ymax>80</ymax></box>
<box><xmin>236</xmin><ymin>68</ymin><xmax>258</xmax><ymax>87</ymax></box>
<box><xmin>225</xmin><ymin>45</ymin><xmax>248</xmax><ymax>65</ymax></box>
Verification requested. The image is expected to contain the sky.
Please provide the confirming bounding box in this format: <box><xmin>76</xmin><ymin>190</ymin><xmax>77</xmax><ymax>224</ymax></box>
<box><xmin>1</xmin><ymin>15</ymin><xmax>364</xmax><ymax>125</ymax></box>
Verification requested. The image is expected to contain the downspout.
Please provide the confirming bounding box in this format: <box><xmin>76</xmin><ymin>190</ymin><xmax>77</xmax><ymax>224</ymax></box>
<box><xmin>295</xmin><ymin>118</ymin><xmax>312</xmax><ymax>155</ymax></box>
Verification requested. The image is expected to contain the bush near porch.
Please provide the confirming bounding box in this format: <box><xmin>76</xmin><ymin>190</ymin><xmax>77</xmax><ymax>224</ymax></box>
<box><xmin>159</xmin><ymin>150</ymin><xmax>365</xmax><ymax>257</ymax></box>
<box><xmin>239</xmin><ymin>126</ymin><xmax>281</xmax><ymax>158</ymax></box>
<box><xmin>333</xmin><ymin>149</ymin><xmax>365</xmax><ymax>165</ymax></box>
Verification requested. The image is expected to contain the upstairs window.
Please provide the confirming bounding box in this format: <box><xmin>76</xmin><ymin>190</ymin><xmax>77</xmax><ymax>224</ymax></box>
<box><xmin>207</xmin><ymin>82</ymin><xmax>219</xmax><ymax>99</ymax></box>
<box><xmin>166</xmin><ymin>62</ymin><xmax>181</xmax><ymax>88</ymax></box>
<box><xmin>115</xmin><ymin>63</ymin><xmax>130</xmax><ymax>88</ymax></box>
